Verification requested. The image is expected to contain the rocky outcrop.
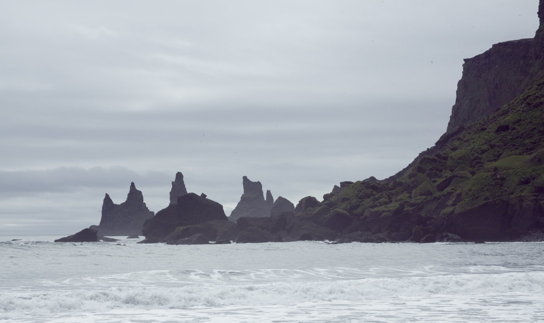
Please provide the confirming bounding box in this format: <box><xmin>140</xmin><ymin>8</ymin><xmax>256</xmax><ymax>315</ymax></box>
<box><xmin>55</xmin><ymin>228</ymin><xmax>98</xmax><ymax>242</ymax></box>
<box><xmin>97</xmin><ymin>182</ymin><xmax>154</xmax><ymax>236</ymax></box>
<box><xmin>229</xmin><ymin>176</ymin><xmax>274</xmax><ymax>221</ymax></box>
<box><xmin>169</xmin><ymin>172</ymin><xmax>188</xmax><ymax>205</ymax></box>
<box><xmin>447</xmin><ymin>1</ymin><xmax>544</xmax><ymax>132</ymax></box>
<box><xmin>142</xmin><ymin>193</ymin><xmax>228</xmax><ymax>243</ymax></box>
<box><xmin>288</xmin><ymin>3</ymin><xmax>544</xmax><ymax>243</ymax></box>
<box><xmin>270</xmin><ymin>196</ymin><xmax>295</xmax><ymax>217</ymax></box>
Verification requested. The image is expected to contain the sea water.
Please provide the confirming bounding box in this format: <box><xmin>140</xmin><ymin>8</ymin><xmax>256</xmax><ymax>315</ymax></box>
<box><xmin>1</xmin><ymin>237</ymin><xmax>544</xmax><ymax>322</ymax></box>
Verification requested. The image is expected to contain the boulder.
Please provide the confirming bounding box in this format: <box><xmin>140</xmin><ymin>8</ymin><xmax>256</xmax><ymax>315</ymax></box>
<box><xmin>55</xmin><ymin>228</ymin><xmax>98</xmax><ymax>243</ymax></box>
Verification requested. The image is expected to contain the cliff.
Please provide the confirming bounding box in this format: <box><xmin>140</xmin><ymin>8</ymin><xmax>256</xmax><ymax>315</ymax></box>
<box><xmin>292</xmin><ymin>2</ymin><xmax>544</xmax><ymax>242</ymax></box>
<box><xmin>447</xmin><ymin>1</ymin><xmax>544</xmax><ymax>131</ymax></box>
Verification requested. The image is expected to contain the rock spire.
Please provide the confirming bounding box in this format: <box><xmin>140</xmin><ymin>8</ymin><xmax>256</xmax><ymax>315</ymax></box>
<box><xmin>97</xmin><ymin>182</ymin><xmax>154</xmax><ymax>236</ymax></box>
<box><xmin>229</xmin><ymin>176</ymin><xmax>273</xmax><ymax>221</ymax></box>
<box><xmin>169</xmin><ymin>172</ymin><xmax>188</xmax><ymax>205</ymax></box>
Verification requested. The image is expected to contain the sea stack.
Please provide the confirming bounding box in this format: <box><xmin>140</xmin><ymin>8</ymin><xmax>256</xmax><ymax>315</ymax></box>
<box><xmin>229</xmin><ymin>176</ymin><xmax>274</xmax><ymax>221</ymax></box>
<box><xmin>169</xmin><ymin>172</ymin><xmax>188</xmax><ymax>205</ymax></box>
<box><xmin>97</xmin><ymin>182</ymin><xmax>154</xmax><ymax>236</ymax></box>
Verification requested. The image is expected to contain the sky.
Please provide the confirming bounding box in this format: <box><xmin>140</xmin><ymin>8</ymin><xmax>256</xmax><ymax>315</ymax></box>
<box><xmin>0</xmin><ymin>0</ymin><xmax>539</xmax><ymax>235</ymax></box>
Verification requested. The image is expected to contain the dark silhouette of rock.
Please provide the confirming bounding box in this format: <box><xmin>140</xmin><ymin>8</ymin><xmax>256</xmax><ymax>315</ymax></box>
<box><xmin>270</xmin><ymin>196</ymin><xmax>295</xmax><ymax>217</ymax></box>
<box><xmin>162</xmin><ymin>220</ymin><xmax>237</xmax><ymax>245</ymax></box>
<box><xmin>295</xmin><ymin>196</ymin><xmax>320</xmax><ymax>213</ymax></box>
<box><xmin>55</xmin><ymin>228</ymin><xmax>98</xmax><ymax>242</ymax></box>
<box><xmin>142</xmin><ymin>193</ymin><xmax>228</xmax><ymax>243</ymax></box>
<box><xmin>97</xmin><ymin>182</ymin><xmax>154</xmax><ymax>236</ymax></box>
<box><xmin>229</xmin><ymin>176</ymin><xmax>273</xmax><ymax>221</ymax></box>
<box><xmin>169</xmin><ymin>172</ymin><xmax>188</xmax><ymax>205</ymax></box>
<box><xmin>234</xmin><ymin>213</ymin><xmax>336</xmax><ymax>242</ymax></box>
<box><xmin>266</xmin><ymin>190</ymin><xmax>274</xmax><ymax>206</ymax></box>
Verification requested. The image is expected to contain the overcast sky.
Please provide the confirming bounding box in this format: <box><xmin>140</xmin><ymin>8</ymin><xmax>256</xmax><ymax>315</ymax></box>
<box><xmin>0</xmin><ymin>0</ymin><xmax>539</xmax><ymax>235</ymax></box>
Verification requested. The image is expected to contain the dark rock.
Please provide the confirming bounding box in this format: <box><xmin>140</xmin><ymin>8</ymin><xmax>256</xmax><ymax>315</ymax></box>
<box><xmin>55</xmin><ymin>228</ymin><xmax>98</xmax><ymax>243</ymax></box>
<box><xmin>495</xmin><ymin>124</ymin><xmax>510</xmax><ymax>133</ymax></box>
<box><xmin>321</xmin><ymin>209</ymin><xmax>353</xmax><ymax>231</ymax></box>
<box><xmin>295</xmin><ymin>196</ymin><xmax>320</xmax><ymax>213</ymax></box>
<box><xmin>168</xmin><ymin>233</ymin><xmax>210</xmax><ymax>245</ymax></box>
<box><xmin>97</xmin><ymin>182</ymin><xmax>154</xmax><ymax>236</ymax></box>
<box><xmin>420</xmin><ymin>234</ymin><xmax>436</xmax><ymax>243</ymax></box>
<box><xmin>340</xmin><ymin>181</ymin><xmax>354</xmax><ymax>188</ymax></box>
<box><xmin>270</xmin><ymin>196</ymin><xmax>295</xmax><ymax>217</ymax></box>
<box><xmin>142</xmin><ymin>193</ymin><xmax>227</xmax><ymax>243</ymax></box>
<box><xmin>447</xmin><ymin>17</ymin><xmax>544</xmax><ymax>132</ymax></box>
<box><xmin>436</xmin><ymin>232</ymin><xmax>462</xmax><ymax>242</ymax></box>
<box><xmin>229</xmin><ymin>176</ymin><xmax>273</xmax><ymax>221</ymax></box>
<box><xmin>162</xmin><ymin>220</ymin><xmax>237</xmax><ymax>244</ymax></box>
<box><xmin>266</xmin><ymin>190</ymin><xmax>274</xmax><ymax>206</ymax></box>
<box><xmin>100</xmin><ymin>236</ymin><xmax>118</xmax><ymax>242</ymax></box>
<box><xmin>169</xmin><ymin>172</ymin><xmax>188</xmax><ymax>205</ymax></box>
<box><xmin>236</xmin><ymin>227</ymin><xmax>278</xmax><ymax>243</ymax></box>
<box><xmin>445</xmin><ymin>200</ymin><xmax>512</xmax><ymax>241</ymax></box>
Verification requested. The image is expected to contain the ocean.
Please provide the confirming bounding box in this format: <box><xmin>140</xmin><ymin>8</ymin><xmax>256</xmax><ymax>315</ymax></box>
<box><xmin>1</xmin><ymin>237</ymin><xmax>544</xmax><ymax>322</ymax></box>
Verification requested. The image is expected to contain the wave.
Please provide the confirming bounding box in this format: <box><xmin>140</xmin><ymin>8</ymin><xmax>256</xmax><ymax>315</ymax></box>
<box><xmin>2</xmin><ymin>269</ymin><xmax>544</xmax><ymax>321</ymax></box>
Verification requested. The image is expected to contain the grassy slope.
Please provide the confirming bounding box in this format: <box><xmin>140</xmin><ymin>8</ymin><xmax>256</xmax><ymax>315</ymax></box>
<box><xmin>315</xmin><ymin>75</ymin><xmax>544</xmax><ymax>240</ymax></box>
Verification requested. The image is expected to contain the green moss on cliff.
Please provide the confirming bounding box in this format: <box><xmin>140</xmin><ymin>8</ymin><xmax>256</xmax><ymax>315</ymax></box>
<box><xmin>313</xmin><ymin>76</ymin><xmax>544</xmax><ymax>240</ymax></box>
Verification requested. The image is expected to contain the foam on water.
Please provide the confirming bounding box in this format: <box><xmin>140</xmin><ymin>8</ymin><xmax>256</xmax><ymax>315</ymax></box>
<box><xmin>1</xmin><ymin>238</ymin><xmax>544</xmax><ymax>322</ymax></box>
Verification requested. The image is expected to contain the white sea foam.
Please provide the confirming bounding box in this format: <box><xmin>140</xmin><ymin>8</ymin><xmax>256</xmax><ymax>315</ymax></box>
<box><xmin>1</xmin><ymin>238</ymin><xmax>544</xmax><ymax>322</ymax></box>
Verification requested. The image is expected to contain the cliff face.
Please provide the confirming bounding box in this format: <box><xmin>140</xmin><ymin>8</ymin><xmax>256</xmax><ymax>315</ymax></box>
<box><xmin>97</xmin><ymin>182</ymin><xmax>154</xmax><ymax>236</ymax></box>
<box><xmin>291</xmin><ymin>3</ymin><xmax>544</xmax><ymax>242</ymax></box>
<box><xmin>447</xmin><ymin>2</ymin><xmax>544</xmax><ymax>132</ymax></box>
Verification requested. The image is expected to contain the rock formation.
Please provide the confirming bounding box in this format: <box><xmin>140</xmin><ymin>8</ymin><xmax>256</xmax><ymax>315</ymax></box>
<box><xmin>229</xmin><ymin>176</ymin><xmax>274</xmax><ymax>221</ymax></box>
<box><xmin>266</xmin><ymin>190</ymin><xmax>274</xmax><ymax>206</ymax></box>
<box><xmin>169</xmin><ymin>172</ymin><xmax>188</xmax><ymax>205</ymax></box>
<box><xmin>97</xmin><ymin>182</ymin><xmax>154</xmax><ymax>236</ymax></box>
<box><xmin>446</xmin><ymin>0</ymin><xmax>544</xmax><ymax>132</ymax></box>
<box><xmin>55</xmin><ymin>228</ymin><xmax>98</xmax><ymax>242</ymax></box>
<box><xmin>270</xmin><ymin>196</ymin><xmax>295</xmax><ymax>217</ymax></box>
<box><xmin>292</xmin><ymin>3</ymin><xmax>544</xmax><ymax>243</ymax></box>
<box><xmin>142</xmin><ymin>193</ymin><xmax>228</xmax><ymax>243</ymax></box>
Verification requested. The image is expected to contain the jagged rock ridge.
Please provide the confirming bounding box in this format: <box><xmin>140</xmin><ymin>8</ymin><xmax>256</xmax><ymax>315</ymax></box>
<box><xmin>97</xmin><ymin>182</ymin><xmax>154</xmax><ymax>236</ymax></box>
